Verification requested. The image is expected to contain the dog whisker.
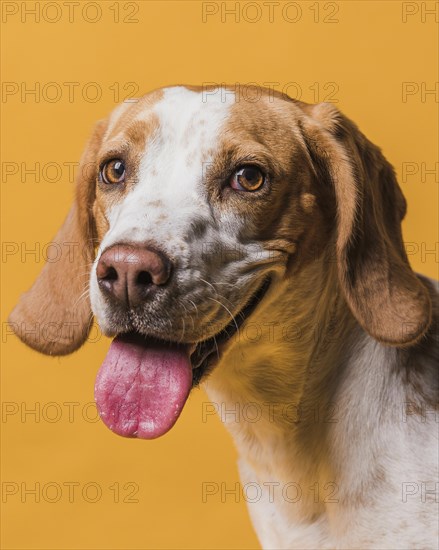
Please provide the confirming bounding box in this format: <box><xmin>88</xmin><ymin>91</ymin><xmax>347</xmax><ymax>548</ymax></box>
<box><xmin>207</xmin><ymin>297</ymin><xmax>240</xmax><ymax>336</ymax></box>
<box><xmin>72</xmin><ymin>287</ymin><xmax>90</xmax><ymax>310</ymax></box>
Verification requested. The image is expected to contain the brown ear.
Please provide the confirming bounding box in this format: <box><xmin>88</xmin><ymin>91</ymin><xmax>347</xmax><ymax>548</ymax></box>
<box><xmin>8</xmin><ymin>120</ymin><xmax>107</xmax><ymax>355</ymax></box>
<box><xmin>300</xmin><ymin>103</ymin><xmax>431</xmax><ymax>346</ymax></box>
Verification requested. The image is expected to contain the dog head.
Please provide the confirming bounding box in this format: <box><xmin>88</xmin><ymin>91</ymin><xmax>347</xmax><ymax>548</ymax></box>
<box><xmin>9</xmin><ymin>85</ymin><xmax>431</xmax><ymax>438</ymax></box>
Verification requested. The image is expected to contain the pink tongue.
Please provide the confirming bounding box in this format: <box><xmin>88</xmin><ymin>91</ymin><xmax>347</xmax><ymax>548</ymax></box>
<box><xmin>95</xmin><ymin>335</ymin><xmax>193</xmax><ymax>439</ymax></box>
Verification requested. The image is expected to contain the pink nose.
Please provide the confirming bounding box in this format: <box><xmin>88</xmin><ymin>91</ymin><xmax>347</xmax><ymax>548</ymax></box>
<box><xmin>96</xmin><ymin>244</ymin><xmax>172</xmax><ymax>307</ymax></box>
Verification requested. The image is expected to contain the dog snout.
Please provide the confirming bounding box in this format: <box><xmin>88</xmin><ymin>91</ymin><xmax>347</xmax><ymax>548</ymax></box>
<box><xmin>96</xmin><ymin>244</ymin><xmax>172</xmax><ymax>307</ymax></box>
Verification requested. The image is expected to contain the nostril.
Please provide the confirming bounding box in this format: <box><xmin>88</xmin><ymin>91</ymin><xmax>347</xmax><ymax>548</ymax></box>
<box><xmin>101</xmin><ymin>266</ymin><xmax>118</xmax><ymax>281</ymax></box>
<box><xmin>136</xmin><ymin>271</ymin><xmax>153</xmax><ymax>286</ymax></box>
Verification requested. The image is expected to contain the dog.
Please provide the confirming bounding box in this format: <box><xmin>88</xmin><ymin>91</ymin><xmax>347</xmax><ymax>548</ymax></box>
<box><xmin>9</xmin><ymin>85</ymin><xmax>438</xmax><ymax>549</ymax></box>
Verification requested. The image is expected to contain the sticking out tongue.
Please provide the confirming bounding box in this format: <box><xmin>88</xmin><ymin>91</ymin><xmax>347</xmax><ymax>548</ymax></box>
<box><xmin>95</xmin><ymin>334</ymin><xmax>193</xmax><ymax>439</ymax></box>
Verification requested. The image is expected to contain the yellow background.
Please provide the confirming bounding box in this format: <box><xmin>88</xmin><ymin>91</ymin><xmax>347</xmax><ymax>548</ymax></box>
<box><xmin>1</xmin><ymin>1</ymin><xmax>438</xmax><ymax>548</ymax></box>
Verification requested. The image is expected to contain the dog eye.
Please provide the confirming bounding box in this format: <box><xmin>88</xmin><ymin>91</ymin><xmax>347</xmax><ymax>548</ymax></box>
<box><xmin>230</xmin><ymin>166</ymin><xmax>265</xmax><ymax>192</ymax></box>
<box><xmin>100</xmin><ymin>159</ymin><xmax>126</xmax><ymax>185</ymax></box>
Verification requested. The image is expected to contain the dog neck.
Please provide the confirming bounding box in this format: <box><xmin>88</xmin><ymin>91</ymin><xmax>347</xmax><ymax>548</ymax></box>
<box><xmin>204</xmin><ymin>252</ymin><xmax>361</xmax><ymax>520</ymax></box>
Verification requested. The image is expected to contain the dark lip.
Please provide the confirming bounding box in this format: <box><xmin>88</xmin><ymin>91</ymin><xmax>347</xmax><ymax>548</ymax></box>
<box><xmin>190</xmin><ymin>276</ymin><xmax>271</xmax><ymax>385</ymax></box>
<box><xmin>115</xmin><ymin>277</ymin><xmax>271</xmax><ymax>386</ymax></box>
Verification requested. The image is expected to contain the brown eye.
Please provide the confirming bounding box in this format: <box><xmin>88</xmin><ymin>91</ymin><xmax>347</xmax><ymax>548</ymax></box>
<box><xmin>100</xmin><ymin>159</ymin><xmax>126</xmax><ymax>185</ymax></box>
<box><xmin>230</xmin><ymin>166</ymin><xmax>265</xmax><ymax>192</ymax></box>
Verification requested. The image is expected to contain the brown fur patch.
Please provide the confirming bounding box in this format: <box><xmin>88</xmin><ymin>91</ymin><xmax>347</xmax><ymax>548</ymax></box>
<box><xmin>201</xmin><ymin>89</ymin><xmax>333</xmax><ymax>274</ymax></box>
<box><xmin>93</xmin><ymin>96</ymin><xmax>161</xmax><ymax>222</ymax></box>
<box><xmin>299</xmin><ymin>104</ymin><xmax>431</xmax><ymax>345</ymax></box>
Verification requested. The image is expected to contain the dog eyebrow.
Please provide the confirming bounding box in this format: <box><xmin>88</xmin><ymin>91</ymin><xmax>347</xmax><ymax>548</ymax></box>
<box><xmin>98</xmin><ymin>145</ymin><xmax>130</xmax><ymax>162</ymax></box>
<box><xmin>204</xmin><ymin>144</ymin><xmax>281</xmax><ymax>184</ymax></box>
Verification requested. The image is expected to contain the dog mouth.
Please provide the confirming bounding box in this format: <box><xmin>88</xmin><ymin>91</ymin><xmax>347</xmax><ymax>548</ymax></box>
<box><xmin>94</xmin><ymin>277</ymin><xmax>271</xmax><ymax>440</ymax></box>
<box><xmin>190</xmin><ymin>276</ymin><xmax>271</xmax><ymax>385</ymax></box>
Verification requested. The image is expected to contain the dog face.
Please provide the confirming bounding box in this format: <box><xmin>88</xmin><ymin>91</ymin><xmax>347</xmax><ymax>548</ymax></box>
<box><xmin>90</xmin><ymin>87</ymin><xmax>324</xmax><ymax>344</ymax></box>
<box><xmin>10</xmin><ymin>85</ymin><xmax>431</xmax><ymax>438</ymax></box>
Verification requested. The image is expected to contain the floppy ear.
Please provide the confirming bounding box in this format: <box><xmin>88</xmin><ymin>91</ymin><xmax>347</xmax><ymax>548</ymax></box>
<box><xmin>299</xmin><ymin>103</ymin><xmax>431</xmax><ymax>346</ymax></box>
<box><xmin>8</xmin><ymin>120</ymin><xmax>107</xmax><ymax>355</ymax></box>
